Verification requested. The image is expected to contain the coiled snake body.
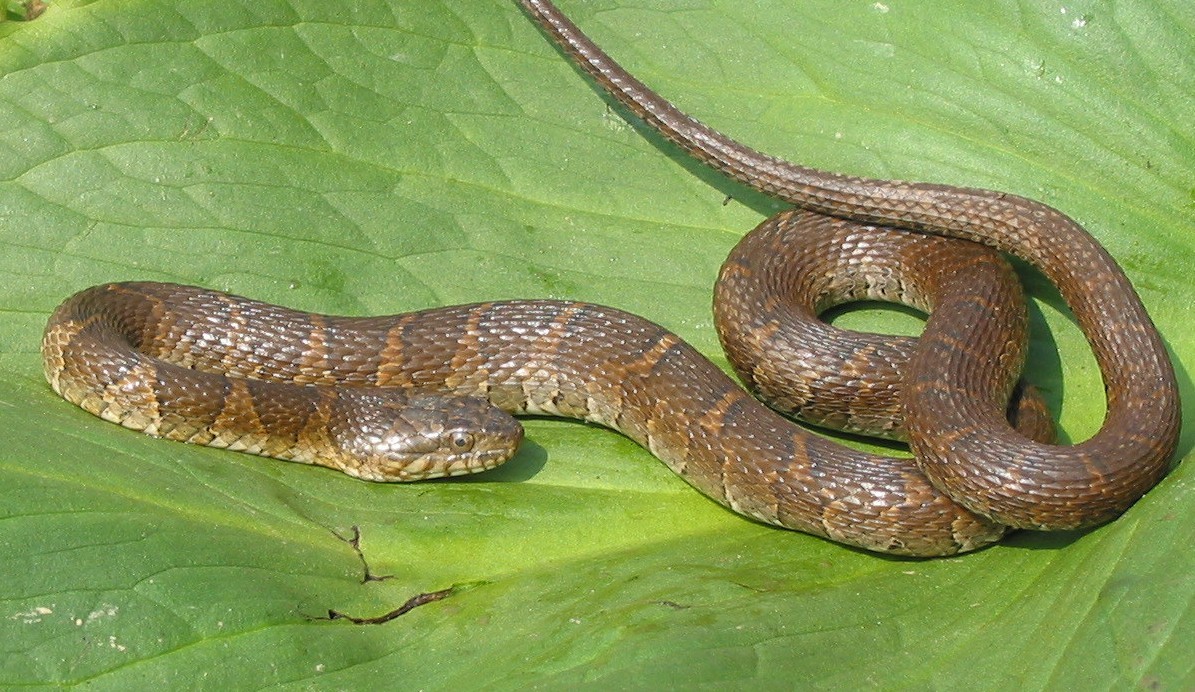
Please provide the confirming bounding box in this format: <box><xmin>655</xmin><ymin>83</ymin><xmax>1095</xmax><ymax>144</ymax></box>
<box><xmin>41</xmin><ymin>0</ymin><xmax>1180</xmax><ymax>556</ymax></box>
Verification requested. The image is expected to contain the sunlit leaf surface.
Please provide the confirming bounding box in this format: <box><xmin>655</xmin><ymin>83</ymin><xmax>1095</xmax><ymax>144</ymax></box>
<box><xmin>1</xmin><ymin>0</ymin><xmax>1191</xmax><ymax>687</ymax></box>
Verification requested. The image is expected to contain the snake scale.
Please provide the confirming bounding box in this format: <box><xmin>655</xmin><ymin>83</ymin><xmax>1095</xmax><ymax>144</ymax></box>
<box><xmin>40</xmin><ymin>0</ymin><xmax>1181</xmax><ymax>556</ymax></box>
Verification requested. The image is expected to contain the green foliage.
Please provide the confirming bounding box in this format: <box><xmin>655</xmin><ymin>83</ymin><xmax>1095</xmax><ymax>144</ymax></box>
<box><xmin>1</xmin><ymin>0</ymin><xmax>1191</xmax><ymax>687</ymax></box>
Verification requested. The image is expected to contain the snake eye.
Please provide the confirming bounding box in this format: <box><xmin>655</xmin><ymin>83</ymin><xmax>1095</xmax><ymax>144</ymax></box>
<box><xmin>449</xmin><ymin>432</ymin><xmax>475</xmax><ymax>451</ymax></box>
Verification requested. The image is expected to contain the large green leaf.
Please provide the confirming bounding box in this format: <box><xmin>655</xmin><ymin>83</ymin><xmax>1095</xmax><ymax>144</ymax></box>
<box><xmin>2</xmin><ymin>0</ymin><xmax>1192</xmax><ymax>687</ymax></box>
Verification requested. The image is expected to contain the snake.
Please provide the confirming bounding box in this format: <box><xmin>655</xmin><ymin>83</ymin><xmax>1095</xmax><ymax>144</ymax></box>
<box><xmin>40</xmin><ymin>0</ymin><xmax>1180</xmax><ymax>556</ymax></box>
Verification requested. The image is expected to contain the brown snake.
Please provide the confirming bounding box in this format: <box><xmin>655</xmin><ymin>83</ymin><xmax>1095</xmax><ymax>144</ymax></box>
<box><xmin>40</xmin><ymin>0</ymin><xmax>1180</xmax><ymax>556</ymax></box>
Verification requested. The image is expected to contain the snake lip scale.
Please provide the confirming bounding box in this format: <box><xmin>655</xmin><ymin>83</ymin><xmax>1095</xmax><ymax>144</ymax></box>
<box><xmin>40</xmin><ymin>0</ymin><xmax>1181</xmax><ymax>557</ymax></box>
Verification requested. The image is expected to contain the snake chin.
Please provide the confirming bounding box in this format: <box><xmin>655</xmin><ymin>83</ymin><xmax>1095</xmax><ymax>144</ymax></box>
<box><xmin>329</xmin><ymin>391</ymin><xmax>524</xmax><ymax>482</ymax></box>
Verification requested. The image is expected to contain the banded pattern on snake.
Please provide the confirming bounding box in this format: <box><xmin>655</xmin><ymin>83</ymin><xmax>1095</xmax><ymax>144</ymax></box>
<box><xmin>40</xmin><ymin>0</ymin><xmax>1180</xmax><ymax>556</ymax></box>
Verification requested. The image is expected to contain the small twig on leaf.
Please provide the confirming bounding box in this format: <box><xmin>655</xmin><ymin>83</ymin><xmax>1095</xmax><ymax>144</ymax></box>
<box><xmin>320</xmin><ymin>587</ymin><xmax>457</xmax><ymax>625</ymax></box>
<box><xmin>332</xmin><ymin>525</ymin><xmax>394</xmax><ymax>584</ymax></box>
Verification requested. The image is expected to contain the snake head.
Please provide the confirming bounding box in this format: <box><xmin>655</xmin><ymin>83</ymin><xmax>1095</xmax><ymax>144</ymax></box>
<box><xmin>329</xmin><ymin>390</ymin><xmax>523</xmax><ymax>482</ymax></box>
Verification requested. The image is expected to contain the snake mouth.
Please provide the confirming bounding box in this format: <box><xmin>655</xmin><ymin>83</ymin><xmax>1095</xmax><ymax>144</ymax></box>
<box><xmin>335</xmin><ymin>444</ymin><xmax>518</xmax><ymax>483</ymax></box>
<box><xmin>441</xmin><ymin>446</ymin><xmax>521</xmax><ymax>478</ymax></box>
